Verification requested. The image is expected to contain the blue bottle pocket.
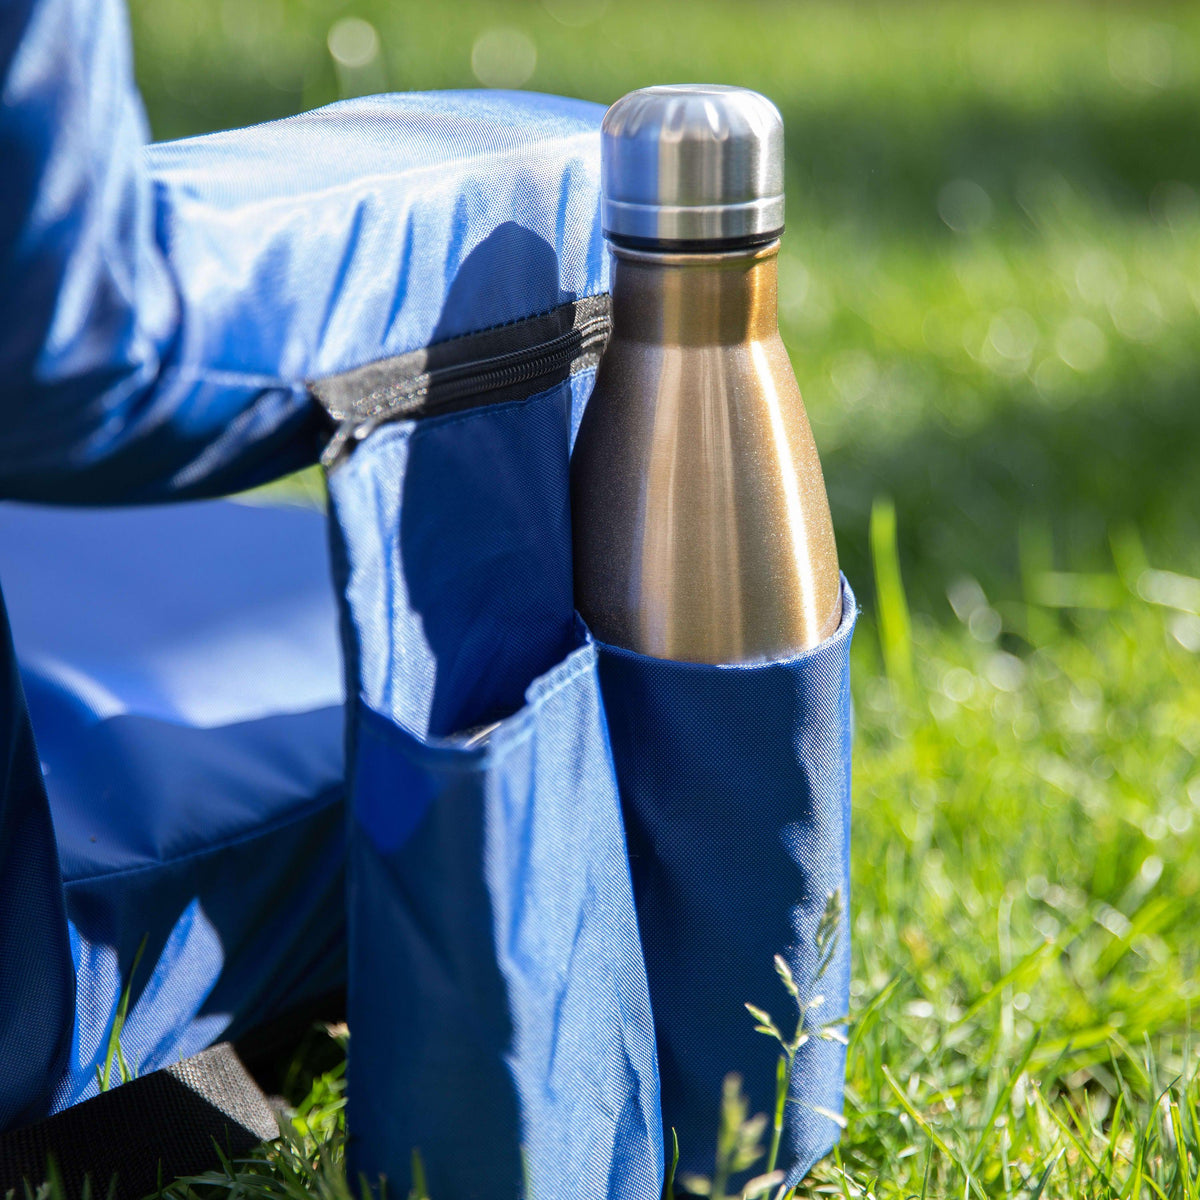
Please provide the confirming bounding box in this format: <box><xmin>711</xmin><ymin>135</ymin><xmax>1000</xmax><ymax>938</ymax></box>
<box><xmin>594</xmin><ymin>583</ymin><xmax>857</xmax><ymax>1185</ymax></box>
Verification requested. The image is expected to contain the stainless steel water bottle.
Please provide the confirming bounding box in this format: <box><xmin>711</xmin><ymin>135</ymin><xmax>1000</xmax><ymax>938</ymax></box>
<box><xmin>571</xmin><ymin>84</ymin><xmax>842</xmax><ymax>663</ymax></box>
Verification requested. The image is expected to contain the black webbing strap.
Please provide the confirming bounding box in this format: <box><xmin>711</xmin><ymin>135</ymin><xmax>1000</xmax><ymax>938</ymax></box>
<box><xmin>0</xmin><ymin>1042</ymin><xmax>279</xmax><ymax>1200</ymax></box>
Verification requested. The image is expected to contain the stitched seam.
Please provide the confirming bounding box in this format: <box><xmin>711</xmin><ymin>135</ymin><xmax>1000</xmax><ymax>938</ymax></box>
<box><xmin>592</xmin><ymin>582</ymin><xmax>860</xmax><ymax>671</ymax></box>
<box><xmin>357</xmin><ymin>644</ymin><xmax>596</xmax><ymax>768</ymax></box>
<box><xmin>60</xmin><ymin>783</ymin><xmax>343</xmax><ymax>886</ymax></box>
<box><xmin>353</xmin><ymin>365</ymin><xmax>596</xmax><ymax>447</ymax></box>
<box><xmin>154</xmin><ymin>126</ymin><xmax>599</xmax><ymax>221</ymax></box>
<box><xmin>329</xmin><ymin>291</ymin><xmax>610</xmax><ymax>371</ymax></box>
<box><xmin>152</xmin><ymin>300</ymin><xmax>608</xmax><ymax>397</ymax></box>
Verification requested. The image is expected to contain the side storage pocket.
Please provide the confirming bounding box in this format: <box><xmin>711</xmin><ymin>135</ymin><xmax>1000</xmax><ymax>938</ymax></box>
<box><xmin>595</xmin><ymin>583</ymin><xmax>857</xmax><ymax>1187</ymax></box>
<box><xmin>324</xmin><ymin>362</ymin><xmax>662</xmax><ymax>1200</ymax></box>
<box><xmin>347</xmin><ymin>647</ymin><xmax>662</xmax><ymax>1200</ymax></box>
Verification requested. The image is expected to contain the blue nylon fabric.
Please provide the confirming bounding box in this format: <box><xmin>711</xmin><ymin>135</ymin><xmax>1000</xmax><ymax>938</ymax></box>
<box><xmin>595</xmin><ymin>584</ymin><xmax>857</xmax><ymax>1185</ymax></box>
<box><xmin>3</xmin><ymin>0</ymin><xmax>611</xmax><ymax>1135</ymax></box>
<box><xmin>329</xmin><ymin>371</ymin><xmax>663</xmax><ymax>1198</ymax></box>
<box><xmin>1</xmin><ymin>0</ymin><xmax>315</xmax><ymax>504</ymax></box>
<box><xmin>0</xmin><ymin>585</ymin><xmax>74</xmax><ymax>1131</ymax></box>
<box><xmin>3</xmin><ymin>0</ymin><xmax>605</xmax><ymax>502</ymax></box>
<box><xmin>0</xmin><ymin>500</ymin><xmax>346</xmax><ymax>1122</ymax></box>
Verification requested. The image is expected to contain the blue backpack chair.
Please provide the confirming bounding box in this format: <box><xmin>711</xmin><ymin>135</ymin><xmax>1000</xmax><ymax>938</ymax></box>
<box><xmin>0</xmin><ymin>0</ymin><xmax>856</xmax><ymax>1193</ymax></box>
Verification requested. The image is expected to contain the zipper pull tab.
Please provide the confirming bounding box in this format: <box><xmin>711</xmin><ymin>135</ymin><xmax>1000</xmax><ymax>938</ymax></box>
<box><xmin>321</xmin><ymin>417</ymin><xmax>378</xmax><ymax>470</ymax></box>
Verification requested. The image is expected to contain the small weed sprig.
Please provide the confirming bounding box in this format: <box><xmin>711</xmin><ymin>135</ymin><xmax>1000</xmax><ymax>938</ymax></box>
<box><xmin>678</xmin><ymin>890</ymin><xmax>847</xmax><ymax>1200</ymax></box>
<box><xmin>96</xmin><ymin>935</ymin><xmax>147</xmax><ymax>1092</ymax></box>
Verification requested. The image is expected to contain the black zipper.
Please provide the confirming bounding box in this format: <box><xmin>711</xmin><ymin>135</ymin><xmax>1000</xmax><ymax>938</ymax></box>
<box><xmin>314</xmin><ymin>296</ymin><xmax>612</xmax><ymax>469</ymax></box>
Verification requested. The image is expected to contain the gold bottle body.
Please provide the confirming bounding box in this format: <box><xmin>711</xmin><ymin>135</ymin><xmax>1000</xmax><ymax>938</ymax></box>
<box><xmin>571</xmin><ymin>240</ymin><xmax>841</xmax><ymax>663</ymax></box>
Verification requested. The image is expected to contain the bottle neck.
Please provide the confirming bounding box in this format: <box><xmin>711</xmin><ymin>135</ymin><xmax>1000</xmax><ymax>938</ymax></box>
<box><xmin>607</xmin><ymin>239</ymin><xmax>781</xmax><ymax>346</ymax></box>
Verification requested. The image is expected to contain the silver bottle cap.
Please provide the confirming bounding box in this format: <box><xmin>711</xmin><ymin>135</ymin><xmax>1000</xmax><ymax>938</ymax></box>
<box><xmin>601</xmin><ymin>85</ymin><xmax>785</xmax><ymax>248</ymax></box>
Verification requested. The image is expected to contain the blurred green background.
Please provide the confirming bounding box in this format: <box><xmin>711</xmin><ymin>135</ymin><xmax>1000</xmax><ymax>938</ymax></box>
<box><xmin>129</xmin><ymin>0</ymin><xmax>1200</xmax><ymax>624</ymax></box>
<box><xmin>128</xmin><ymin>4</ymin><xmax>1200</xmax><ymax>1192</ymax></box>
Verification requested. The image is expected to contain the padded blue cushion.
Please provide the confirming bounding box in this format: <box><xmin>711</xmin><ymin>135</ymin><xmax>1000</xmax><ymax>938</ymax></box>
<box><xmin>0</xmin><ymin>499</ymin><xmax>346</xmax><ymax>1109</ymax></box>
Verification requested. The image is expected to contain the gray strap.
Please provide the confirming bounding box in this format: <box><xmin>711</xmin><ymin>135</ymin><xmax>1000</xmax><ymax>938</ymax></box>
<box><xmin>0</xmin><ymin>1043</ymin><xmax>278</xmax><ymax>1200</ymax></box>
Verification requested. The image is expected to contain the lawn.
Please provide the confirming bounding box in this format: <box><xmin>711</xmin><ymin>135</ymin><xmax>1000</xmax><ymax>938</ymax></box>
<box><xmin>128</xmin><ymin>1</ymin><xmax>1200</xmax><ymax>1196</ymax></box>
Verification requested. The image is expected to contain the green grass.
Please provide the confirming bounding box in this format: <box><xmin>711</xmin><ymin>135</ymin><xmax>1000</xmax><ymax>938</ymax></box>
<box><xmin>118</xmin><ymin>0</ymin><xmax>1200</xmax><ymax>1195</ymax></box>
